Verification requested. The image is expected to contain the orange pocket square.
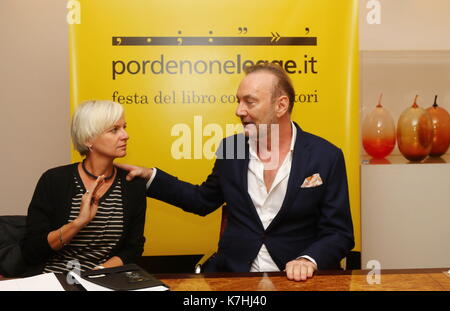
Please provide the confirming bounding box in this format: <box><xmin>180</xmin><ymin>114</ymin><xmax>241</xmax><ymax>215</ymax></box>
<box><xmin>300</xmin><ymin>173</ymin><xmax>323</xmax><ymax>188</ymax></box>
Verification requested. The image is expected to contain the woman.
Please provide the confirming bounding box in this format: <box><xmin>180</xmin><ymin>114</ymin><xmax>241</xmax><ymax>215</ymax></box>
<box><xmin>21</xmin><ymin>100</ymin><xmax>146</xmax><ymax>273</ymax></box>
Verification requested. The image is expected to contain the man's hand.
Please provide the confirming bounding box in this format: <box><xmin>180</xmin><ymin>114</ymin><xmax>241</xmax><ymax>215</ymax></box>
<box><xmin>285</xmin><ymin>258</ymin><xmax>317</xmax><ymax>282</ymax></box>
<box><xmin>115</xmin><ymin>163</ymin><xmax>153</xmax><ymax>182</ymax></box>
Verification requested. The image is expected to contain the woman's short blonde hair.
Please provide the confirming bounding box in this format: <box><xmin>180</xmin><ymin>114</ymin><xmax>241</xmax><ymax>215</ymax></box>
<box><xmin>71</xmin><ymin>100</ymin><xmax>124</xmax><ymax>156</ymax></box>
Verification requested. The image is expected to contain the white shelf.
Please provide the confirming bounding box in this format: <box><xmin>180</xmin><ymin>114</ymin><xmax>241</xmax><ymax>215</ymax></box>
<box><xmin>361</xmin><ymin>154</ymin><xmax>450</xmax><ymax>165</ymax></box>
<box><xmin>361</xmin><ymin>161</ymin><xmax>450</xmax><ymax>269</ymax></box>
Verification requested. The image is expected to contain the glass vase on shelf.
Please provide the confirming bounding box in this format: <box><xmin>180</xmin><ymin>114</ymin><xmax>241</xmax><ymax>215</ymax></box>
<box><xmin>426</xmin><ymin>95</ymin><xmax>450</xmax><ymax>157</ymax></box>
<box><xmin>362</xmin><ymin>94</ymin><xmax>396</xmax><ymax>159</ymax></box>
<box><xmin>397</xmin><ymin>95</ymin><xmax>433</xmax><ymax>162</ymax></box>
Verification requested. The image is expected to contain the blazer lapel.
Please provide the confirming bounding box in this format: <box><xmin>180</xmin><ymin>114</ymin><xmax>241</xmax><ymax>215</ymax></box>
<box><xmin>266</xmin><ymin>122</ymin><xmax>311</xmax><ymax>232</ymax></box>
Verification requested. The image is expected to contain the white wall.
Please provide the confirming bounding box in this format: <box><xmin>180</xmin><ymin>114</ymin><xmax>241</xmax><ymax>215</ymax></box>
<box><xmin>361</xmin><ymin>162</ymin><xmax>450</xmax><ymax>269</ymax></box>
<box><xmin>0</xmin><ymin>0</ymin><xmax>70</xmax><ymax>215</ymax></box>
<box><xmin>360</xmin><ymin>0</ymin><xmax>450</xmax><ymax>50</ymax></box>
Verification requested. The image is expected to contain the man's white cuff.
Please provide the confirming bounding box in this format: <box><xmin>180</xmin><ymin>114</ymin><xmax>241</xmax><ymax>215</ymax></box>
<box><xmin>297</xmin><ymin>255</ymin><xmax>318</xmax><ymax>268</ymax></box>
<box><xmin>145</xmin><ymin>168</ymin><xmax>157</xmax><ymax>190</ymax></box>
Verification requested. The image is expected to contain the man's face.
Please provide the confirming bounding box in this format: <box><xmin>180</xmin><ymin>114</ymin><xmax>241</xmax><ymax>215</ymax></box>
<box><xmin>235</xmin><ymin>71</ymin><xmax>278</xmax><ymax>137</ymax></box>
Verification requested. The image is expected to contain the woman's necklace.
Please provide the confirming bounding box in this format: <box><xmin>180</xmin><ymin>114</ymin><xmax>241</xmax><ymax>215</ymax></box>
<box><xmin>82</xmin><ymin>159</ymin><xmax>115</xmax><ymax>181</ymax></box>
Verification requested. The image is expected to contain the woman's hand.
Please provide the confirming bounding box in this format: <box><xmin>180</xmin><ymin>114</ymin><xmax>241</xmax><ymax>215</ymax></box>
<box><xmin>48</xmin><ymin>175</ymin><xmax>105</xmax><ymax>250</ymax></box>
<box><xmin>75</xmin><ymin>175</ymin><xmax>105</xmax><ymax>227</ymax></box>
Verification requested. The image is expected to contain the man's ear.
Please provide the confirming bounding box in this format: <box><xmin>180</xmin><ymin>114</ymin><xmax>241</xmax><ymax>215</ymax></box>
<box><xmin>276</xmin><ymin>95</ymin><xmax>290</xmax><ymax>117</ymax></box>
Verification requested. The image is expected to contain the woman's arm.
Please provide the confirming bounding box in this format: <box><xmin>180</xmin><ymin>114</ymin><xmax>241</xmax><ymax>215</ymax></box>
<box><xmin>100</xmin><ymin>256</ymin><xmax>124</xmax><ymax>268</ymax></box>
<box><xmin>47</xmin><ymin>220</ymin><xmax>84</xmax><ymax>251</ymax></box>
<box><xmin>46</xmin><ymin>175</ymin><xmax>105</xmax><ymax>251</ymax></box>
<box><xmin>21</xmin><ymin>171</ymin><xmax>58</xmax><ymax>264</ymax></box>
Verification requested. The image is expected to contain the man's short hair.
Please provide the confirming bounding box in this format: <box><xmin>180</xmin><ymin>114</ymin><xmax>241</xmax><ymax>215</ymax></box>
<box><xmin>244</xmin><ymin>63</ymin><xmax>295</xmax><ymax>113</ymax></box>
<box><xmin>71</xmin><ymin>100</ymin><xmax>124</xmax><ymax>156</ymax></box>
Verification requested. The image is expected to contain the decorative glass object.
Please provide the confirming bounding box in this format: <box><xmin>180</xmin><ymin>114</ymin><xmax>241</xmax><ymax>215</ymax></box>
<box><xmin>362</xmin><ymin>94</ymin><xmax>396</xmax><ymax>159</ymax></box>
<box><xmin>397</xmin><ymin>95</ymin><xmax>433</xmax><ymax>162</ymax></box>
<box><xmin>368</xmin><ymin>158</ymin><xmax>392</xmax><ymax>165</ymax></box>
<box><xmin>426</xmin><ymin>95</ymin><xmax>450</xmax><ymax>157</ymax></box>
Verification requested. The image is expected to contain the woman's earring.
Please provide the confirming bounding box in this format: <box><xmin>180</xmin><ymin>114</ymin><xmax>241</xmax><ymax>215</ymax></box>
<box><xmin>88</xmin><ymin>145</ymin><xmax>93</xmax><ymax>152</ymax></box>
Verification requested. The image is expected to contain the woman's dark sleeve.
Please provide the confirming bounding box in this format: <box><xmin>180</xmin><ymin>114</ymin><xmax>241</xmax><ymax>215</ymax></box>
<box><xmin>114</xmin><ymin>178</ymin><xmax>146</xmax><ymax>264</ymax></box>
<box><xmin>20</xmin><ymin>171</ymin><xmax>57</xmax><ymax>264</ymax></box>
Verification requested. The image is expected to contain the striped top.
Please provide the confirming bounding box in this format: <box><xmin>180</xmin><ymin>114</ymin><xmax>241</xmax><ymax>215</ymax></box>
<box><xmin>44</xmin><ymin>173</ymin><xmax>124</xmax><ymax>273</ymax></box>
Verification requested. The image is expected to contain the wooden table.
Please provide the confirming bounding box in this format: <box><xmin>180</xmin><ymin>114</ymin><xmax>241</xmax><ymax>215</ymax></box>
<box><xmin>2</xmin><ymin>268</ymin><xmax>450</xmax><ymax>291</ymax></box>
<box><xmin>155</xmin><ymin>268</ymin><xmax>450</xmax><ymax>291</ymax></box>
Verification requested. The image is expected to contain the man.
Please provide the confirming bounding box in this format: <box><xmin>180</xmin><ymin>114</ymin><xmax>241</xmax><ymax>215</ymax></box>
<box><xmin>118</xmin><ymin>63</ymin><xmax>354</xmax><ymax>282</ymax></box>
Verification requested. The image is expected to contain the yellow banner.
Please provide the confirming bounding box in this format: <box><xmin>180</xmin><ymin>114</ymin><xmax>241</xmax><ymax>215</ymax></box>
<box><xmin>69</xmin><ymin>0</ymin><xmax>360</xmax><ymax>256</ymax></box>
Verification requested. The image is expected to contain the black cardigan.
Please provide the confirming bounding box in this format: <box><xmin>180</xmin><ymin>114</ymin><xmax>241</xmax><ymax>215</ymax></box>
<box><xmin>20</xmin><ymin>163</ymin><xmax>147</xmax><ymax>269</ymax></box>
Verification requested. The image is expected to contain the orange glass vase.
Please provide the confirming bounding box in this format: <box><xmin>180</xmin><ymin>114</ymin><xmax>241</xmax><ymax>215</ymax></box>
<box><xmin>397</xmin><ymin>95</ymin><xmax>433</xmax><ymax>162</ymax></box>
<box><xmin>362</xmin><ymin>94</ymin><xmax>396</xmax><ymax>159</ymax></box>
<box><xmin>426</xmin><ymin>95</ymin><xmax>450</xmax><ymax>156</ymax></box>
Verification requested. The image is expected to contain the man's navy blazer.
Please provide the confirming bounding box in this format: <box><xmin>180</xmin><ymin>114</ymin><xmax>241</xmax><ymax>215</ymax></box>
<box><xmin>147</xmin><ymin>122</ymin><xmax>354</xmax><ymax>272</ymax></box>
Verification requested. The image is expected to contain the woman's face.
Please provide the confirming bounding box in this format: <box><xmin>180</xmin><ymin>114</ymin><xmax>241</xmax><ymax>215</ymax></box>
<box><xmin>89</xmin><ymin>116</ymin><xmax>129</xmax><ymax>159</ymax></box>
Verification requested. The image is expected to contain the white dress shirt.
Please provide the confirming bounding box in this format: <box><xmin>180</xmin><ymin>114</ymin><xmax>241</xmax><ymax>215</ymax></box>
<box><xmin>248</xmin><ymin>122</ymin><xmax>316</xmax><ymax>272</ymax></box>
<box><xmin>146</xmin><ymin>122</ymin><xmax>316</xmax><ymax>271</ymax></box>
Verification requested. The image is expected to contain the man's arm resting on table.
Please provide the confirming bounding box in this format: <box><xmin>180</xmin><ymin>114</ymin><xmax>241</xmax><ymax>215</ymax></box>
<box><xmin>285</xmin><ymin>257</ymin><xmax>318</xmax><ymax>282</ymax></box>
